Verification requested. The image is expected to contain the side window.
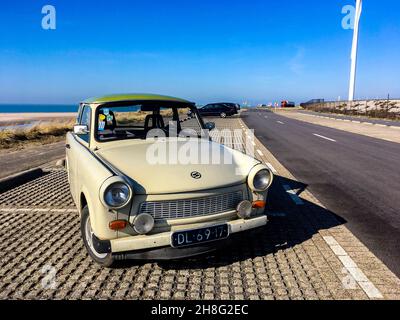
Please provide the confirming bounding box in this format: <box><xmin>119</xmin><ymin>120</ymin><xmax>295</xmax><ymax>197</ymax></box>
<box><xmin>179</xmin><ymin>107</ymin><xmax>202</xmax><ymax>136</ymax></box>
<box><xmin>76</xmin><ymin>104</ymin><xmax>83</xmax><ymax>124</ymax></box>
<box><xmin>77</xmin><ymin>105</ymin><xmax>91</xmax><ymax>143</ymax></box>
<box><xmin>80</xmin><ymin>106</ymin><xmax>91</xmax><ymax>129</ymax></box>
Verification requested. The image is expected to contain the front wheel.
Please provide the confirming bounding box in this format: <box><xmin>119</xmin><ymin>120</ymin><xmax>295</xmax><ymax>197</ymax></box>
<box><xmin>81</xmin><ymin>206</ymin><xmax>115</xmax><ymax>267</ymax></box>
<box><xmin>220</xmin><ymin>112</ymin><xmax>227</xmax><ymax>118</ymax></box>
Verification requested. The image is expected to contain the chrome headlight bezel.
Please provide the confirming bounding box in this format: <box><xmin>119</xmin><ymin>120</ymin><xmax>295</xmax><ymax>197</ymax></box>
<box><xmin>248</xmin><ymin>164</ymin><xmax>274</xmax><ymax>192</ymax></box>
<box><xmin>100</xmin><ymin>176</ymin><xmax>133</xmax><ymax>209</ymax></box>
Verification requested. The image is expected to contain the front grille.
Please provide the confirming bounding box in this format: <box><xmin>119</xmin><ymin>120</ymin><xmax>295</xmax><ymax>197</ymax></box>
<box><xmin>139</xmin><ymin>191</ymin><xmax>243</xmax><ymax>220</ymax></box>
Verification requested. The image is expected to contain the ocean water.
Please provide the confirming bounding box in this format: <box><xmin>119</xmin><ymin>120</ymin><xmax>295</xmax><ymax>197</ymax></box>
<box><xmin>0</xmin><ymin>104</ymin><xmax>77</xmax><ymax>113</ymax></box>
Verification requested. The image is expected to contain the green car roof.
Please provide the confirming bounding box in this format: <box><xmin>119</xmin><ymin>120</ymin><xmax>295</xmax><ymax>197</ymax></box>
<box><xmin>83</xmin><ymin>93</ymin><xmax>192</xmax><ymax>104</ymax></box>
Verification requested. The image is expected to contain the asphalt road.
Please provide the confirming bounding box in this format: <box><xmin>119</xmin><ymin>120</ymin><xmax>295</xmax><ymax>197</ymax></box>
<box><xmin>0</xmin><ymin>141</ymin><xmax>65</xmax><ymax>179</ymax></box>
<box><xmin>297</xmin><ymin>110</ymin><xmax>400</xmax><ymax>127</ymax></box>
<box><xmin>243</xmin><ymin>109</ymin><xmax>400</xmax><ymax>276</ymax></box>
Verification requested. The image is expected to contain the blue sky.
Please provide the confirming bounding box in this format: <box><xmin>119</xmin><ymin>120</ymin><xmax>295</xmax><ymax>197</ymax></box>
<box><xmin>0</xmin><ymin>0</ymin><xmax>399</xmax><ymax>105</ymax></box>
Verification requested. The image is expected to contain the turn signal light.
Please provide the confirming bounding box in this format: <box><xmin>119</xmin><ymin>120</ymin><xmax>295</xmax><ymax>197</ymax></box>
<box><xmin>252</xmin><ymin>201</ymin><xmax>266</xmax><ymax>209</ymax></box>
<box><xmin>109</xmin><ymin>220</ymin><xmax>128</xmax><ymax>230</ymax></box>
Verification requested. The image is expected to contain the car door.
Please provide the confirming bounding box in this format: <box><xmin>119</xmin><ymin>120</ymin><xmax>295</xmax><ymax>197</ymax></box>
<box><xmin>212</xmin><ymin>104</ymin><xmax>223</xmax><ymax>116</ymax></box>
<box><xmin>66</xmin><ymin>105</ymin><xmax>91</xmax><ymax>203</ymax></box>
<box><xmin>224</xmin><ymin>104</ymin><xmax>234</xmax><ymax>115</ymax></box>
<box><xmin>200</xmin><ymin>105</ymin><xmax>212</xmax><ymax>116</ymax></box>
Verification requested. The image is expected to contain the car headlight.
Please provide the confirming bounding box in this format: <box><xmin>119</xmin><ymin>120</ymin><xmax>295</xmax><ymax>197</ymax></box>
<box><xmin>253</xmin><ymin>169</ymin><xmax>271</xmax><ymax>190</ymax></box>
<box><xmin>100</xmin><ymin>177</ymin><xmax>132</xmax><ymax>209</ymax></box>
<box><xmin>248</xmin><ymin>164</ymin><xmax>273</xmax><ymax>192</ymax></box>
<box><xmin>105</xmin><ymin>182</ymin><xmax>130</xmax><ymax>207</ymax></box>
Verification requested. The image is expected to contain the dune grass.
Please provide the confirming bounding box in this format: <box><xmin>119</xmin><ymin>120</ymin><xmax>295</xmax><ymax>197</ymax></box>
<box><xmin>0</xmin><ymin>119</ymin><xmax>75</xmax><ymax>150</ymax></box>
<box><xmin>0</xmin><ymin>109</ymin><xmax>192</xmax><ymax>150</ymax></box>
<box><xmin>115</xmin><ymin>108</ymin><xmax>189</xmax><ymax>125</ymax></box>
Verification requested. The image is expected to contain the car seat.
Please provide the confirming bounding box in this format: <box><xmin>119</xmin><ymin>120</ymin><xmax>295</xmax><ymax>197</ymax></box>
<box><xmin>144</xmin><ymin>114</ymin><xmax>165</xmax><ymax>132</ymax></box>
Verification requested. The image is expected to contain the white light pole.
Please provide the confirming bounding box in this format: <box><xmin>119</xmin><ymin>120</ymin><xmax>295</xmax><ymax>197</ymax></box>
<box><xmin>348</xmin><ymin>0</ymin><xmax>363</xmax><ymax>101</ymax></box>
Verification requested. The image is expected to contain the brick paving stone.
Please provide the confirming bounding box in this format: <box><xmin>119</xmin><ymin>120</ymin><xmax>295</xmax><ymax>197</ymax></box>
<box><xmin>0</xmin><ymin>116</ymin><xmax>399</xmax><ymax>300</ymax></box>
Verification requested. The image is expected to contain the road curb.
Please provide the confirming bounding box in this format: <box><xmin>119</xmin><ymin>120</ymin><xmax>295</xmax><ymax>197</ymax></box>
<box><xmin>0</xmin><ymin>168</ymin><xmax>45</xmax><ymax>193</ymax></box>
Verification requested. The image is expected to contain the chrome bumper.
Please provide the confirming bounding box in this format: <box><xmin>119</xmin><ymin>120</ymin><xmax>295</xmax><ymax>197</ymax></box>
<box><xmin>110</xmin><ymin>215</ymin><xmax>267</xmax><ymax>253</ymax></box>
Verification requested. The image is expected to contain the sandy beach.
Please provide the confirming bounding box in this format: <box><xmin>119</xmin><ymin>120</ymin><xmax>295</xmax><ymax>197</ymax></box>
<box><xmin>0</xmin><ymin>112</ymin><xmax>76</xmax><ymax>125</ymax></box>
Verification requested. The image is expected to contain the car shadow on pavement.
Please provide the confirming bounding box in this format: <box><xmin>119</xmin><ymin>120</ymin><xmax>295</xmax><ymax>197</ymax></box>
<box><xmin>154</xmin><ymin>175</ymin><xmax>347</xmax><ymax>271</ymax></box>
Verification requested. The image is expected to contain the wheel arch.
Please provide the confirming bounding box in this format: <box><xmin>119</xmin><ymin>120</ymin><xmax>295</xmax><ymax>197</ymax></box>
<box><xmin>80</xmin><ymin>191</ymin><xmax>88</xmax><ymax>214</ymax></box>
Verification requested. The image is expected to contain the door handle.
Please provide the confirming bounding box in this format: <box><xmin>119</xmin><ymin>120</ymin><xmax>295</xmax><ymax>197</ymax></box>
<box><xmin>66</xmin><ymin>144</ymin><xmax>71</xmax><ymax>149</ymax></box>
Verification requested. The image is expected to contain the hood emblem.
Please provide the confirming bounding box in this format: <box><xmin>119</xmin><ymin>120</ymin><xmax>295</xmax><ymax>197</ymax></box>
<box><xmin>191</xmin><ymin>171</ymin><xmax>202</xmax><ymax>179</ymax></box>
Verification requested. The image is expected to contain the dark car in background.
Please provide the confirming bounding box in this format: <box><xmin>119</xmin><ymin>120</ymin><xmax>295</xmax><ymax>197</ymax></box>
<box><xmin>223</xmin><ymin>103</ymin><xmax>241</xmax><ymax>112</ymax></box>
<box><xmin>300</xmin><ymin>99</ymin><xmax>325</xmax><ymax>108</ymax></box>
<box><xmin>195</xmin><ymin>103</ymin><xmax>239</xmax><ymax>118</ymax></box>
<box><xmin>281</xmin><ymin>100</ymin><xmax>296</xmax><ymax>108</ymax></box>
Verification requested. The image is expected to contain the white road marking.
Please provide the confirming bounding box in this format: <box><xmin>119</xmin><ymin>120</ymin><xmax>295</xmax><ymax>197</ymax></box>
<box><xmin>257</xmin><ymin>149</ymin><xmax>264</xmax><ymax>157</ymax></box>
<box><xmin>313</xmin><ymin>133</ymin><xmax>336</xmax><ymax>142</ymax></box>
<box><xmin>266</xmin><ymin>162</ymin><xmax>278</xmax><ymax>174</ymax></box>
<box><xmin>277</xmin><ymin>121</ymin><xmax>285</xmax><ymax>124</ymax></box>
<box><xmin>322</xmin><ymin>236</ymin><xmax>383</xmax><ymax>299</ymax></box>
<box><xmin>282</xmin><ymin>185</ymin><xmax>304</xmax><ymax>205</ymax></box>
<box><xmin>264</xmin><ymin>116</ymin><xmax>268</xmax><ymax>119</ymax></box>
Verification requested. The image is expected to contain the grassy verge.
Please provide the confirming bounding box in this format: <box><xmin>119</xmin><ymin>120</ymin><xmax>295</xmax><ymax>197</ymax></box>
<box><xmin>0</xmin><ymin>119</ymin><xmax>75</xmax><ymax>150</ymax></box>
<box><xmin>0</xmin><ymin>109</ymin><xmax>192</xmax><ymax>151</ymax></box>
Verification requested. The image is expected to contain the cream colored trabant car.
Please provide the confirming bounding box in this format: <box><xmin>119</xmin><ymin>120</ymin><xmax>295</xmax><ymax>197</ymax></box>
<box><xmin>66</xmin><ymin>94</ymin><xmax>273</xmax><ymax>266</ymax></box>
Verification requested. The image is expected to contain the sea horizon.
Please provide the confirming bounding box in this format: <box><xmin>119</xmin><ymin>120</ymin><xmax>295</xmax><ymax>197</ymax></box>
<box><xmin>0</xmin><ymin>103</ymin><xmax>257</xmax><ymax>113</ymax></box>
<box><xmin>0</xmin><ymin>104</ymin><xmax>78</xmax><ymax>113</ymax></box>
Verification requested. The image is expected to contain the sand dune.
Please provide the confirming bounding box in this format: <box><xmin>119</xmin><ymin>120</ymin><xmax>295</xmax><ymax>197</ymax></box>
<box><xmin>0</xmin><ymin>112</ymin><xmax>76</xmax><ymax>125</ymax></box>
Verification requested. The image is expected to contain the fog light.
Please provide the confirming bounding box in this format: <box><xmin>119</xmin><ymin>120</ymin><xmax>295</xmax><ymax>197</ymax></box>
<box><xmin>134</xmin><ymin>213</ymin><xmax>155</xmax><ymax>234</ymax></box>
<box><xmin>236</xmin><ymin>200</ymin><xmax>252</xmax><ymax>219</ymax></box>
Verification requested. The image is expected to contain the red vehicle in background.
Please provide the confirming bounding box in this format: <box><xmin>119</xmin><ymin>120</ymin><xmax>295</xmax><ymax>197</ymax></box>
<box><xmin>281</xmin><ymin>100</ymin><xmax>296</xmax><ymax>108</ymax></box>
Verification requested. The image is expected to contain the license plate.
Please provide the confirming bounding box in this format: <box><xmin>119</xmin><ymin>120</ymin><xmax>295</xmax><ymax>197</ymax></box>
<box><xmin>171</xmin><ymin>224</ymin><xmax>229</xmax><ymax>248</ymax></box>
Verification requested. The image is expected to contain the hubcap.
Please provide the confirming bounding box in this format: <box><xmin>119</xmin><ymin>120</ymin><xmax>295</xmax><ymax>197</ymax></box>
<box><xmin>85</xmin><ymin>216</ymin><xmax>108</xmax><ymax>259</ymax></box>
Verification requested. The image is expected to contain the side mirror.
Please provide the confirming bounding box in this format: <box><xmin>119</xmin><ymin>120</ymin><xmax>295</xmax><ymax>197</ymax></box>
<box><xmin>73</xmin><ymin>124</ymin><xmax>89</xmax><ymax>135</ymax></box>
<box><xmin>204</xmin><ymin>122</ymin><xmax>215</xmax><ymax>131</ymax></box>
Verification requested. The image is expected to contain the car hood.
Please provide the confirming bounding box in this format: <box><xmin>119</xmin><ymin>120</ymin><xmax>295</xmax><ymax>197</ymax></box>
<box><xmin>95</xmin><ymin>139</ymin><xmax>259</xmax><ymax>195</ymax></box>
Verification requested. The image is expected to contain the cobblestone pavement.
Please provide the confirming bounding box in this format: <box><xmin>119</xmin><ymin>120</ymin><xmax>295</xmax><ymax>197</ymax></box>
<box><xmin>0</xmin><ymin>116</ymin><xmax>399</xmax><ymax>300</ymax></box>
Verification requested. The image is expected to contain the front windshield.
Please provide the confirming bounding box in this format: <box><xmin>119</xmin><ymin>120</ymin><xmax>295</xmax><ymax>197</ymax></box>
<box><xmin>95</xmin><ymin>103</ymin><xmax>203</xmax><ymax>142</ymax></box>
